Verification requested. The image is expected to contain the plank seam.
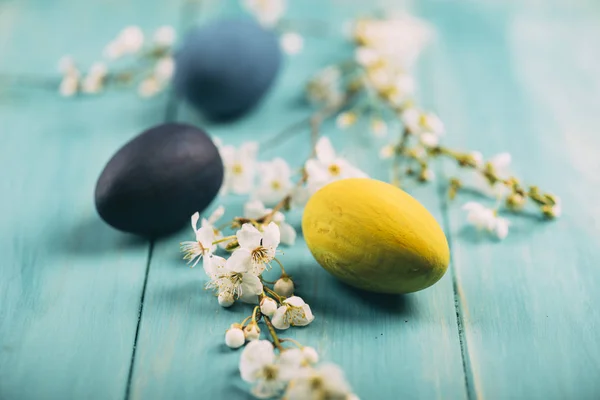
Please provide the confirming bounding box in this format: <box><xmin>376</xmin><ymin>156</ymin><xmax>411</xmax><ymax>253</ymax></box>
<box><xmin>124</xmin><ymin>240</ymin><xmax>154</xmax><ymax>400</ymax></box>
<box><xmin>436</xmin><ymin>175</ymin><xmax>477</xmax><ymax>400</ymax></box>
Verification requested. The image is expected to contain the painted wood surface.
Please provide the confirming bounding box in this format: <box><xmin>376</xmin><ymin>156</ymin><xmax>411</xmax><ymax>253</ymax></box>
<box><xmin>0</xmin><ymin>0</ymin><xmax>182</xmax><ymax>399</ymax></box>
<box><xmin>420</xmin><ymin>1</ymin><xmax>600</xmax><ymax>399</ymax></box>
<box><xmin>1</xmin><ymin>0</ymin><xmax>599</xmax><ymax>399</ymax></box>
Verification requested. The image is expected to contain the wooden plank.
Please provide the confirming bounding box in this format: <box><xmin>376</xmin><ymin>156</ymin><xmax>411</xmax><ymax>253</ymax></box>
<box><xmin>419</xmin><ymin>2</ymin><xmax>600</xmax><ymax>398</ymax></box>
<box><xmin>129</xmin><ymin>2</ymin><xmax>468</xmax><ymax>399</ymax></box>
<box><xmin>0</xmin><ymin>1</ymin><xmax>184</xmax><ymax>399</ymax></box>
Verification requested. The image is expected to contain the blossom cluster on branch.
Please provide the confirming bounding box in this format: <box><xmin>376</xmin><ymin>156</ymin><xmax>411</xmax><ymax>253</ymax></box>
<box><xmin>305</xmin><ymin>13</ymin><xmax>561</xmax><ymax>240</ymax></box>
<box><xmin>57</xmin><ymin>26</ymin><xmax>176</xmax><ymax>97</ymax></box>
<box><xmin>182</xmin><ymin>127</ymin><xmax>363</xmax><ymax>398</ymax></box>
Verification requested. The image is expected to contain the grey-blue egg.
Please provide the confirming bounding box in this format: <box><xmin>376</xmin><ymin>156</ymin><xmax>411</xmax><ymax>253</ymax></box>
<box><xmin>95</xmin><ymin>123</ymin><xmax>223</xmax><ymax>237</ymax></box>
<box><xmin>173</xmin><ymin>18</ymin><xmax>282</xmax><ymax>121</ymax></box>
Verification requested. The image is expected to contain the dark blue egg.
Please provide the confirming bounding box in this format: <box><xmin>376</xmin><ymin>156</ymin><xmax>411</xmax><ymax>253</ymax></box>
<box><xmin>173</xmin><ymin>18</ymin><xmax>282</xmax><ymax>121</ymax></box>
<box><xmin>95</xmin><ymin>123</ymin><xmax>223</xmax><ymax>237</ymax></box>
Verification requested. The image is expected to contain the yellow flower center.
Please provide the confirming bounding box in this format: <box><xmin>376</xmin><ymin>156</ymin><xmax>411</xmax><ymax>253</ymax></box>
<box><xmin>251</xmin><ymin>246</ymin><xmax>270</xmax><ymax>264</ymax></box>
<box><xmin>232</xmin><ymin>164</ymin><xmax>243</xmax><ymax>175</ymax></box>
<box><xmin>328</xmin><ymin>164</ymin><xmax>341</xmax><ymax>176</ymax></box>
<box><xmin>271</xmin><ymin>180</ymin><xmax>281</xmax><ymax>190</ymax></box>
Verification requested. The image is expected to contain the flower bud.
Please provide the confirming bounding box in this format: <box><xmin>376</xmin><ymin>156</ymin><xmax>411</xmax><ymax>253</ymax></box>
<box><xmin>225</xmin><ymin>324</ymin><xmax>245</xmax><ymax>349</ymax></box>
<box><xmin>218</xmin><ymin>292</ymin><xmax>234</xmax><ymax>308</ymax></box>
<box><xmin>506</xmin><ymin>193</ymin><xmax>525</xmax><ymax>211</ymax></box>
<box><xmin>302</xmin><ymin>346</ymin><xmax>319</xmax><ymax>364</ymax></box>
<box><xmin>260</xmin><ymin>297</ymin><xmax>278</xmax><ymax>317</ymax></box>
<box><xmin>244</xmin><ymin>323</ymin><xmax>261</xmax><ymax>341</ymax></box>
<box><xmin>274</xmin><ymin>277</ymin><xmax>295</xmax><ymax>297</ymax></box>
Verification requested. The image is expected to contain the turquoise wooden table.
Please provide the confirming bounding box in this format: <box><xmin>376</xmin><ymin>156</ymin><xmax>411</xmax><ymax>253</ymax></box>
<box><xmin>1</xmin><ymin>0</ymin><xmax>599</xmax><ymax>399</ymax></box>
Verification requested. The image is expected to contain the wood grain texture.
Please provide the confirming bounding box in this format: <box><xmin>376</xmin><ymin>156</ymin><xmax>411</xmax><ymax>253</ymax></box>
<box><xmin>0</xmin><ymin>0</ymin><xmax>183</xmax><ymax>398</ymax></box>
<box><xmin>420</xmin><ymin>1</ymin><xmax>600</xmax><ymax>399</ymax></box>
<box><xmin>129</xmin><ymin>2</ymin><xmax>467</xmax><ymax>400</ymax></box>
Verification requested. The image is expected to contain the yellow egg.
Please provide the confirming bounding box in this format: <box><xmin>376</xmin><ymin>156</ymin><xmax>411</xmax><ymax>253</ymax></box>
<box><xmin>302</xmin><ymin>178</ymin><xmax>449</xmax><ymax>294</ymax></box>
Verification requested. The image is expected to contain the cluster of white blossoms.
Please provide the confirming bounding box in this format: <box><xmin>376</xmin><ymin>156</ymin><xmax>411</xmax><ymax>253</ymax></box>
<box><xmin>214</xmin><ymin>136</ymin><xmax>366</xmax><ymax>207</ymax></box>
<box><xmin>182</xmin><ymin>200</ymin><xmax>356</xmax><ymax>398</ymax></box>
<box><xmin>304</xmin><ymin>12</ymin><xmax>561</xmax><ymax>240</ymax></box>
<box><xmin>238</xmin><ymin>340</ymin><xmax>358</xmax><ymax>399</ymax></box>
<box><xmin>57</xmin><ymin>25</ymin><xmax>176</xmax><ymax>98</ymax></box>
<box><xmin>183</xmin><ymin>129</ymin><xmax>364</xmax><ymax>398</ymax></box>
<box><xmin>242</xmin><ymin>0</ymin><xmax>304</xmax><ymax>55</ymax></box>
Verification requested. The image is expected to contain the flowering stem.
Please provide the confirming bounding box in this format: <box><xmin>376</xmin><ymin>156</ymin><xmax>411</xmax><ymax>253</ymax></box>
<box><xmin>273</xmin><ymin>258</ymin><xmax>288</xmax><ymax>276</ymax></box>
<box><xmin>264</xmin><ymin>287</ymin><xmax>286</xmax><ymax>303</ymax></box>
<box><xmin>263</xmin><ymin>316</ymin><xmax>284</xmax><ymax>351</ymax></box>
<box><xmin>279</xmin><ymin>338</ymin><xmax>304</xmax><ymax>349</ymax></box>
<box><xmin>392</xmin><ymin>127</ymin><xmax>411</xmax><ymax>187</ymax></box>
<box><xmin>212</xmin><ymin>235</ymin><xmax>236</xmax><ymax>245</ymax></box>
<box><xmin>240</xmin><ymin>315</ymin><xmax>252</xmax><ymax>327</ymax></box>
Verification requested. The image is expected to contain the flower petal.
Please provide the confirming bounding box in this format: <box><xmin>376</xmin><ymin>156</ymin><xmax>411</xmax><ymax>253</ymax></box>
<box><xmin>315</xmin><ymin>137</ymin><xmax>336</xmax><ymax>163</ymax></box>
<box><xmin>271</xmin><ymin>306</ymin><xmax>290</xmax><ymax>330</ymax></box>
<box><xmin>240</xmin><ymin>273</ymin><xmax>263</xmax><ymax>303</ymax></box>
<box><xmin>239</xmin><ymin>340</ymin><xmax>275</xmax><ymax>382</ymax></box>
<box><xmin>284</xmin><ymin>296</ymin><xmax>306</xmax><ymax>307</ymax></box>
<box><xmin>261</xmin><ymin>222</ymin><xmax>281</xmax><ymax>249</ymax></box>
<box><xmin>237</xmin><ymin>223</ymin><xmax>262</xmax><ymax>249</ymax></box>
<box><xmin>279</xmin><ymin>222</ymin><xmax>297</xmax><ymax>246</ymax></box>
<box><xmin>226</xmin><ymin>249</ymin><xmax>253</xmax><ymax>273</ymax></box>
<box><xmin>244</xmin><ymin>199</ymin><xmax>268</xmax><ymax>219</ymax></box>
<box><xmin>191</xmin><ymin>212</ymin><xmax>200</xmax><ymax>231</ymax></box>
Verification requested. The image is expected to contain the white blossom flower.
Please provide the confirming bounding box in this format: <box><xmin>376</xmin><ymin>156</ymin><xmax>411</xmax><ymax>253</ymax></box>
<box><xmin>353</xmin><ymin>14</ymin><xmax>432</xmax><ymax>69</ymax></box>
<box><xmin>260</xmin><ymin>297</ymin><xmax>278</xmax><ymax>317</ymax></box>
<box><xmin>225</xmin><ymin>324</ymin><xmax>246</xmax><ymax>349</ymax></box>
<box><xmin>255</xmin><ymin>158</ymin><xmax>293</xmax><ymax>205</ymax></box>
<box><xmin>57</xmin><ymin>55</ymin><xmax>77</xmax><ymax>74</ymax></box>
<box><xmin>301</xmin><ymin>347</ymin><xmax>319</xmax><ymax>365</ymax></box>
<box><xmin>205</xmin><ymin>255</ymin><xmax>263</xmax><ymax>305</ymax></box>
<box><xmin>379</xmin><ymin>144</ymin><xmax>395</xmax><ymax>160</ymax></box>
<box><xmin>387</xmin><ymin>74</ymin><xmax>415</xmax><ymax>105</ymax></box>
<box><xmin>355</xmin><ymin>46</ymin><xmax>380</xmax><ymax>66</ymax></box>
<box><xmin>402</xmin><ymin>108</ymin><xmax>444</xmax><ymax>136</ymax></box>
<box><xmin>154</xmin><ymin>57</ymin><xmax>175</xmax><ymax>82</ymax></box>
<box><xmin>305</xmin><ymin>137</ymin><xmax>367</xmax><ymax>193</ymax></box>
<box><xmin>218</xmin><ymin>141</ymin><xmax>259</xmax><ymax>195</ymax></box>
<box><xmin>280</xmin><ymin>32</ymin><xmax>303</xmax><ymax>55</ymax></box>
<box><xmin>244</xmin><ymin>323</ymin><xmax>261</xmax><ymax>341</ymax></box>
<box><xmin>243</xmin><ymin>0</ymin><xmax>286</xmax><ymax>27</ymax></box>
<box><xmin>103</xmin><ymin>40</ymin><xmax>124</xmax><ymax>60</ymax></box>
<box><xmin>180</xmin><ymin>212</ymin><xmax>216</xmax><ymax>267</ymax></box>
<box><xmin>88</xmin><ymin>62</ymin><xmax>107</xmax><ymax>78</ymax></box>
<box><xmin>274</xmin><ymin>276</ymin><xmax>294</xmax><ymax>297</ymax></box>
<box><xmin>81</xmin><ymin>75</ymin><xmax>102</xmax><ymax>94</ymax></box>
<box><xmin>118</xmin><ymin>26</ymin><xmax>144</xmax><ymax>54</ymax></box>
<box><xmin>306</xmin><ymin>66</ymin><xmax>343</xmax><ymax>107</ymax></box>
<box><xmin>200</xmin><ymin>205</ymin><xmax>231</xmax><ymax>248</ymax></box>
<box><xmin>271</xmin><ymin>296</ymin><xmax>314</xmax><ymax>330</ymax></box>
<box><xmin>370</xmin><ymin>119</ymin><xmax>388</xmax><ymax>137</ymax></box>
<box><xmin>59</xmin><ymin>75</ymin><xmax>78</xmax><ymax>97</ymax></box>
<box><xmin>549</xmin><ymin>197</ymin><xmax>562</xmax><ymax>218</ymax></box>
<box><xmin>472</xmin><ymin>152</ymin><xmax>511</xmax><ymax>197</ymax></box>
<box><xmin>240</xmin><ymin>340</ymin><xmax>303</xmax><ymax>399</ymax></box>
<box><xmin>420</xmin><ymin>132</ymin><xmax>439</xmax><ymax>147</ymax></box>
<box><xmin>470</xmin><ymin>151</ymin><xmax>484</xmax><ymax>168</ymax></box>
<box><xmin>336</xmin><ymin>112</ymin><xmax>357</xmax><ymax>129</ymax></box>
<box><xmin>462</xmin><ymin>202</ymin><xmax>510</xmax><ymax>240</ymax></box>
<box><xmin>244</xmin><ymin>200</ymin><xmax>296</xmax><ymax>246</ymax></box>
<box><xmin>226</xmin><ymin>223</ymin><xmax>280</xmax><ymax>275</ymax></box>
<box><xmin>153</xmin><ymin>25</ymin><xmax>176</xmax><ymax>47</ymax></box>
<box><xmin>421</xmin><ymin>168</ymin><xmax>435</xmax><ymax>182</ymax></box>
<box><xmin>284</xmin><ymin>363</ymin><xmax>356</xmax><ymax>400</ymax></box>
<box><xmin>138</xmin><ymin>77</ymin><xmax>161</xmax><ymax>98</ymax></box>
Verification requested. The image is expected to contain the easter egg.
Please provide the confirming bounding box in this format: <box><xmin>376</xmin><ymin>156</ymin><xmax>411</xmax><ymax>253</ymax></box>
<box><xmin>173</xmin><ymin>18</ymin><xmax>282</xmax><ymax>121</ymax></box>
<box><xmin>302</xmin><ymin>178</ymin><xmax>449</xmax><ymax>294</ymax></box>
<box><xmin>95</xmin><ymin>123</ymin><xmax>223</xmax><ymax>237</ymax></box>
